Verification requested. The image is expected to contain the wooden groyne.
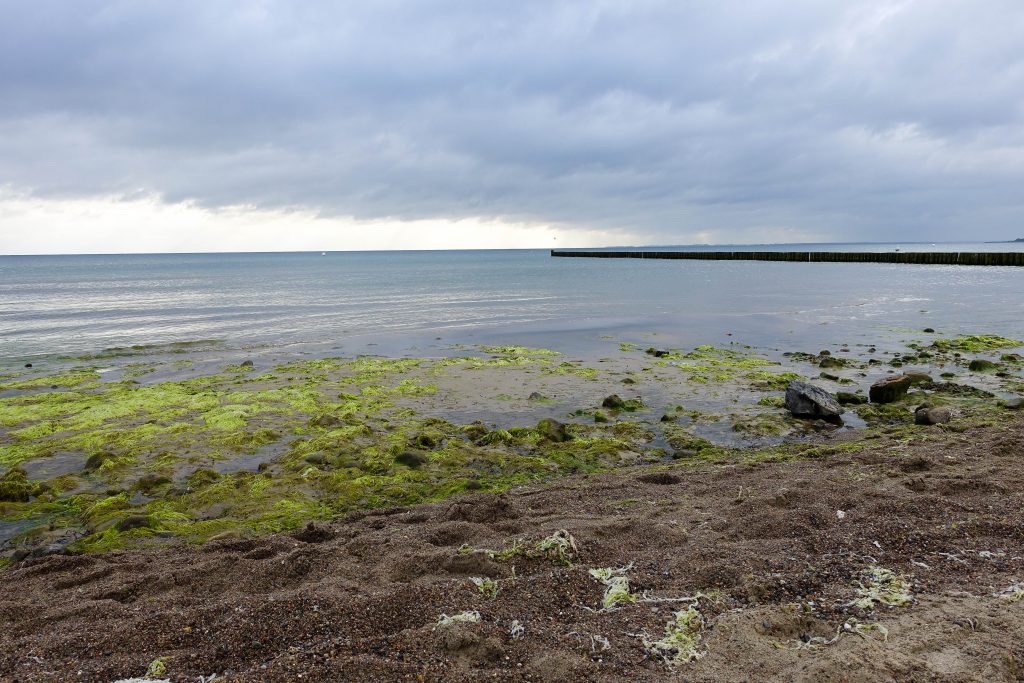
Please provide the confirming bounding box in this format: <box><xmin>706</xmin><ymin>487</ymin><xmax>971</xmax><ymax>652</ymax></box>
<box><xmin>550</xmin><ymin>250</ymin><xmax>1024</xmax><ymax>266</ymax></box>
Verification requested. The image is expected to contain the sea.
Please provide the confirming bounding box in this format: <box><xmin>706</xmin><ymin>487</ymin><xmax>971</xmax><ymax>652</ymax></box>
<box><xmin>1</xmin><ymin>243</ymin><xmax>1023</xmax><ymax>365</ymax></box>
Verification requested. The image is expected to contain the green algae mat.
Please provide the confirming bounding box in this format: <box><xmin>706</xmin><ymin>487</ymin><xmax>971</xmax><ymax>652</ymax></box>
<box><xmin>2</xmin><ymin>336</ymin><xmax>1021</xmax><ymax>558</ymax></box>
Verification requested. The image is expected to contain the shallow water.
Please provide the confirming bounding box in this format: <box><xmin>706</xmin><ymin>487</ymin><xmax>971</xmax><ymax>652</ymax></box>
<box><xmin>1</xmin><ymin>243</ymin><xmax>1022</xmax><ymax>363</ymax></box>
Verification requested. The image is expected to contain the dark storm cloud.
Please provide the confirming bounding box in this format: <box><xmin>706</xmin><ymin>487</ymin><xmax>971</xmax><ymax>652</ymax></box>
<box><xmin>1</xmin><ymin>1</ymin><xmax>1023</xmax><ymax>241</ymax></box>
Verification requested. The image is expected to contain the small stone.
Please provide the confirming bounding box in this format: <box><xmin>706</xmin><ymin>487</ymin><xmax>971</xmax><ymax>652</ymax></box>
<box><xmin>914</xmin><ymin>406</ymin><xmax>951</xmax><ymax>425</ymax></box>
<box><xmin>1002</xmin><ymin>397</ymin><xmax>1024</xmax><ymax>410</ymax></box>
<box><xmin>24</xmin><ymin>363</ymin><xmax>32</xmax><ymax>368</ymax></box>
<box><xmin>536</xmin><ymin>418</ymin><xmax>571</xmax><ymax>442</ymax></box>
<box><xmin>819</xmin><ymin>356</ymin><xmax>843</xmax><ymax>368</ymax></box>
<box><xmin>836</xmin><ymin>391</ymin><xmax>867</xmax><ymax>405</ymax></box>
<box><xmin>923</xmin><ymin>328</ymin><xmax>935</xmax><ymax>333</ymax></box>
<box><xmin>116</xmin><ymin>514</ymin><xmax>154</xmax><ymax>532</ymax></box>
<box><xmin>904</xmin><ymin>371</ymin><xmax>932</xmax><ymax>384</ymax></box>
<box><xmin>395</xmin><ymin>451</ymin><xmax>427</xmax><ymax>468</ymax></box>
<box><xmin>308</xmin><ymin>413</ymin><xmax>341</xmax><ymax>428</ymax></box>
<box><xmin>240</xmin><ymin>359</ymin><xmax>254</xmax><ymax>367</ymax></box>
<box><xmin>527</xmin><ymin>392</ymin><xmax>545</xmax><ymax>401</ymax></box>
<box><xmin>968</xmin><ymin>359</ymin><xmax>997</xmax><ymax>372</ymax></box>
<box><xmin>601</xmin><ymin>394</ymin><xmax>626</xmax><ymax>410</ymax></box>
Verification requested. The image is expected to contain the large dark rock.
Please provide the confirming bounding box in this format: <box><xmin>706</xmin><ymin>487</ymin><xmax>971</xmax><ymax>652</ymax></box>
<box><xmin>869</xmin><ymin>375</ymin><xmax>913</xmax><ymax>404</ymax></box>
<box><xmin>785</xmin><ymin>381</ymin><xmax>844</xmax><ymax>420</ymax></box>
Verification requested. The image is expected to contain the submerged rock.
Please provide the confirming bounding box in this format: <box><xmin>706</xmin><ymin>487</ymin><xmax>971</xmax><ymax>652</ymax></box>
<box><xmin>784</xmin><ymin>380</ymin><xmax>844</xmax><ymax>420</ymax></box>
<box><xmin>240</xmin><ymin>359</ymin><xmax>254</xmax><ymax>367</ymax></box>
<box><xmin>869</xmin><ymin>375</ymin><xmax>913</xmax><ymax>404</ymax></box>
<box><xmin>914</xmin><ymin>406</ymin><xmax>952</xmax><ymax>425</ymax></box>
<box><xmin>836</xmin><ymin>391</ymin><xmax>867</xmax><ymax>405</ymax></box>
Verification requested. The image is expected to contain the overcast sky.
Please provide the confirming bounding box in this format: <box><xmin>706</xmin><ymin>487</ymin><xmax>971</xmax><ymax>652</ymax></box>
<box><xmin>1</xmin><ymin>1</ymin><xmax>1022</xmax><ymax>253</ymax></box>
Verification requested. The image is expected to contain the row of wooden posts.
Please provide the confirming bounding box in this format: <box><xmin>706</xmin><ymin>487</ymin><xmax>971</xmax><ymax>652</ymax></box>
<box><xmin>550</xmin><ymin>250</ymin><xmax>1024</xmax><ymax>266</ymax></box>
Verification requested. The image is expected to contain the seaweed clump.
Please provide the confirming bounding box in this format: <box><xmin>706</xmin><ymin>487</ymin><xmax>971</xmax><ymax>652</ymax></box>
<box><xmin>643</xmin><ymin>606</ymin><xmax>705</xmax><ymax>665</ymax></box>
<box><xmin>851</xmin><ymin>565</ymin><xmax>913</xmax><ymax>609</ymax></box>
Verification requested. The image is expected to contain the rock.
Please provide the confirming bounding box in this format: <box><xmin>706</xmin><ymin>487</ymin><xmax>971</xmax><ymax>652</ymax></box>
<box><xmin>240</xmin><ymin>359</ymin><xmax>254</xmax><ymax>367</ymax></box>
<box><xmin>819</xmin><ymin>356</ymin><xmax>843</xmax><ymax>369</ymax></box>
<box><xmin>1002</xmin><ymin>397</ymin><xmax>1024</xmax><ymax>410</ymax></box>
<box><xmin>915</xmin><ymin>406</ymin><xmax>951</xmax><ymax>425</ymax></box>
<box><xmin>601</xmin><ymin>394</ymin><xmax>626</xmax><ymax>410</ymax></box>
<box><xmin>24</xmin><ymin>363</ymin><xmax>32</xmax><ymax>368</ymax></box>
<box><xmin>836</xmin><ymin>391</ymin><xmax>867</xmax><ymax>405</ymax></box>
<box><xmin>645</xmin><ymin>348</ymin><xmax>669</xmax><ymax>357</ymax></box>
<box><xmin>621</xmin><ymin>377</ymin><xmax>636</xmax><ymax>384</ymax></box>
<box><xmin>395</xmin><ymin>451</ymin><xmax>427</xmax><ymax>468</ymax></box>
<box><xmin>116</xmin><ymin>514</ymin><xmax>154</xmax><ymax>532</ymax></box>
<box><xmin>309</xmin><ymin>413</ymin><xmax>341</xmax><ymax>428</ymax></box>
<box><xmin>135</xmin><ymin>474</ymin><xmax>171</xmax><ymax>493</ymax></box>
<box><xmin>527</xmin><ymin>392</ymin><xmax>545</xmax><ymax>401</ymax></box>
<box><xmin>536</xmin><ymin>418</ymin><xmax>571</xmax><ymax>442</ymax></box>
<box><xmin>819</xmin><ymin>372</ymin><xmax>840</xmax><ymax>381</ymax></box>
<box><xmin>968</xmin><ymin>359</ymin><xmax>997</xmax><ymax>372</ymax></box>
<box><xmin>904</xmin><ymin>371</ymin><xmax>932</xmax><ymax>384</ymax></box>
<box><xmin>784</xmin><ymin>381</ymin><xmax>844</xmax><ymax>420</ymax></box>
<box><xmin>869</xmin><ymin>375</ymin><xmax>913</xmax><ymax>404</ymax></box>
<box><xmin>83</xmin><ymin>452</ymin><xmax>114</xmax><ymax>472</ymax></box>
<box><xmin>923</xmin><ymin>327</ymin><xmax>935</xmax><ymax>333</ymax></box>
<box><xmin>819</xmin><ymin>350</ymin><xmax>831</xmax><ymax>356</ymax></box>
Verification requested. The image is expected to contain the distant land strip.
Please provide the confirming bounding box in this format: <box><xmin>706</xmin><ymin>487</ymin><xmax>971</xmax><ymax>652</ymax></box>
<box><xmin>550</xmin><ymin>250</ymin><xmax>1024</xmax><ymax>266</ymax></box>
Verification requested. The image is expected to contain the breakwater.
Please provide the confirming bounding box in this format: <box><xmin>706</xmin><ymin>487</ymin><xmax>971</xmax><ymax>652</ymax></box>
<box><xmin>550</xmin><ymin>250</ymin><xmax>1024</xmax><ymax>266</ymax></box>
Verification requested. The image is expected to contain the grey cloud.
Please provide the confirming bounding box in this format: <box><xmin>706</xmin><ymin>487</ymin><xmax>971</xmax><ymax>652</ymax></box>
<box><xmin>1</xmin><ymin>0</ymin><xmax>1023</xmax><ymax>242</ymax></box>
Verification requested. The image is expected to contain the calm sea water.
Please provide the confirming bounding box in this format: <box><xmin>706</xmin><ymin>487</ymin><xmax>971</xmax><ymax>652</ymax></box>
<box><xmin>1</xmin><ymin>243</ymin><xmax>1022</xmax><ymax>363</ymax></box>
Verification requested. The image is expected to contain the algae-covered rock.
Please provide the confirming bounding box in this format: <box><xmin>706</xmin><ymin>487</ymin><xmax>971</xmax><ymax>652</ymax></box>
<box><xmin>784</xmin><ymin>381</ymin><xmax>844</xmax><ymax>420</ymax></box>
<box><xmin>0</xmin><ymin>467</ymin><xmax>40</xmax><ymax>502</ymax></box>
<box><xmin>968</xmin><ymin>359</ymin><xmax>997</xmax><ymax>372</ymax></box>
<box><xmin>395</xmin><ymin>451</ymin><xmax>427</xmax><ymax>468</ymax></box>
<box><xmin>904</xmin><ymin>371</ymin><xmax>933</xmax><ymax>384</ymax></box>
<box><xmin>309</xmin><ymin>413</ymin><xmax>342</xmax><ymax>428</ymax></box>
<box><xmin>536</xmin><ymin>418</ymin><xmax>571</xmax><ymax>443</ymax></box>
<box><xmin>1002</xmin><ymin>397</ymin><xmax>1024</xmax><ymax>411</ymax></box>
<box><xmin>601</xmin><ymin>394</ymin><xmax>626</xmax><ymax>410</ymax></box>
<box><xmin>869</xmin><ymin>375</ymin><xmax>913</xmax><ymax>404</ymax></box>
<box><xmin>836</xmin><ymin>391</ymin><xmax>867</xmax><ymax>405</ymax></box>
<box><xmin>116</xmin><ymin>514</ymin><xmax>155</xmax><ymax>532</ymax></box>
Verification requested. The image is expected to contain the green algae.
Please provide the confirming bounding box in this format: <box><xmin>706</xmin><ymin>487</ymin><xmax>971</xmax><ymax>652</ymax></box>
<box><xmin>931</xmin><ymin>335</ymin><xmax>1022</xmax><ymax>353</ymax></box>
<box><xmin>0</xmin><ymin>369</ymin><xmax>100</xmax><ymax>391</ymax></box>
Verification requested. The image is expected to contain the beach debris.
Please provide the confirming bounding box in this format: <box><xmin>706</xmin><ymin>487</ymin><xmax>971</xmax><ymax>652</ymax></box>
<box><xmin>435</xmin><ymin>611</ymin><xmax>482</xmax><ymax>629</ymax></box>
<box><xmin>591</xmin><ymin>634</ymin><xmax>612</xmax><ymax>652</ymax></box>
<box><xmin>536</xmin><ymin>529</ymin><xmax>578</xmax><ymax>565</ymax></box>
<box><xmin>798</xmin><ymin>620</ymin><xmax>889</xmax><ymax>648</ymax></box>
<box><xmin>471</xmin><ymin>576</ymin><xmax>499</xmax><ymax>598</ymax></box>
<box><xmin>509</xmin><ymin>620</ymin><xmax>525</xmax><ymax>640</ymax></box>
<box><xmin>850</xmin><ymin>565</ymin><xmax>913</xmax><ymax>609</ymax></box>
<box><xmin>642</xmin><ymin>606</ymin><xmax>705</xmax><ymax>665</ymax></box>
<box><xmin>589</xmin><ymin>565</ymin><xmax>638</xmax><ymax>610</ymax></box>
<box><xmin>836</xmin><ymin>510</ymin><xmax>847</xmax><ymax>520</ymax></box>
<box><xmin>995</xmin><ymin>583</ymin><xmax>1024</xmax><ymax>603</ymax></box>
<box><xmin>784</xmin><ymin>380</ymin><xmax>844</xmax><ymax>419</ymax></box>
